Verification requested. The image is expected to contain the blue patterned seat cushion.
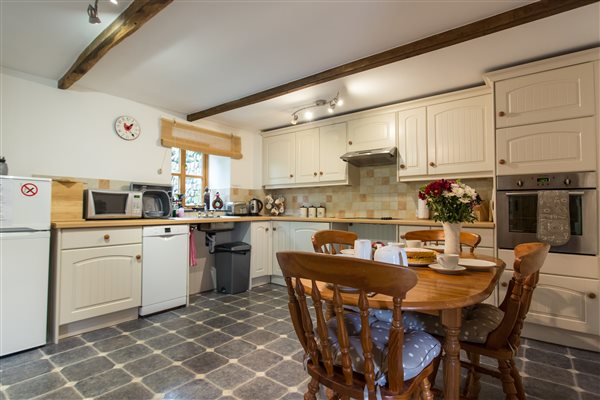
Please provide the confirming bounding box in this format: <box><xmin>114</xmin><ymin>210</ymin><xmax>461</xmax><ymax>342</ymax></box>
<box><xmin>324</xmin><ymin>312</ymin><xmax>441</xmax><ymax>382</ymax></box>
<box><xmin>371</xmin><ymin>304</ymin><xmax>504</xmax><ymax>344</ymax></box>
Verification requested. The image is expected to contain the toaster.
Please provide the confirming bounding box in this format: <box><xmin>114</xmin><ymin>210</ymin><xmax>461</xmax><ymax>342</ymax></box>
<box><xmin>225</xmin><ymin>201</ymin><xmax>248</xmax><ymax>216</ymax></box>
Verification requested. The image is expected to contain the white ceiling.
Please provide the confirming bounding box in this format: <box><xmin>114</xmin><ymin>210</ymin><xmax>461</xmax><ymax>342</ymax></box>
<box><xmin>1</xmin><ymin>0</ymin><xmax>599</xmax><ymax>132</ymax></box>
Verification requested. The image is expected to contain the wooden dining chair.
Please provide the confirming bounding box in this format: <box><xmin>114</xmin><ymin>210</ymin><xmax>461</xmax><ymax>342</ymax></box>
<box><xmin>402</xmin><ymin>229</ymin><xmax>481</xmax><ymax>253</ymax></box>
<box><xmin>276</xmin><ymin>251</ymin><xmax>442</xmax><ymax>400</ymax></box>
<box><xmin>312</xmin><ymin>229</ymin><xmax>358</xmax><ymax>255</ymax></box>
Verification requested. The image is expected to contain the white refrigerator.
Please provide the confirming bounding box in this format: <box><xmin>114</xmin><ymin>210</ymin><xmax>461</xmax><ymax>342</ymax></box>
<box><xmin>0</xmin><ymin>175</ymin><xmax>51</xmax><ymax>356</ymax></box>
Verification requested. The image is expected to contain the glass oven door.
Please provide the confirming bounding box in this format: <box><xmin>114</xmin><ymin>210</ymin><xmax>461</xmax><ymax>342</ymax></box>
<box><xmin>497</xmin><ymin>189</ymin><xmax>597</xmax><ymax>255</ymax></box>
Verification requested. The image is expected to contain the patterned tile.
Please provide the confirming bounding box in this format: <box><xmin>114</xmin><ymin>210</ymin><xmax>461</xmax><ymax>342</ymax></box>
<box><xmin>1</xmin><ymin>284</ymin><xmax>598</xmax><ymax>400</ymax></box>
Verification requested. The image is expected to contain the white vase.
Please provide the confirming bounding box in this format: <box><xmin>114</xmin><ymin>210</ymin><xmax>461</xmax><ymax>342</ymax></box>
<box><xmin>442</xmin><ymin>222</ymin><xmax>462</xmax><ymax>254</ymax></box>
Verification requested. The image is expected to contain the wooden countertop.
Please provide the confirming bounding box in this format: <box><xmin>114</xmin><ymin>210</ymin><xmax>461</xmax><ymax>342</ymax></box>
<box><xmin>52</xmin><ymin>216</ymin><xmax>494</xmax><ymax>229</ymax></box>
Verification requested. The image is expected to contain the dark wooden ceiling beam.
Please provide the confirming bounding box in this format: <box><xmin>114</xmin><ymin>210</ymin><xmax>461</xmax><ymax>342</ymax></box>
<box><xmin>187</xmin><ymin>0</ymin><xmax>598</xmax><ymax>121</ymax></box>
<box><xmin>58</xmin><ymin>0</ymin><xmax>173</xmax><ymax>90</ymax></box>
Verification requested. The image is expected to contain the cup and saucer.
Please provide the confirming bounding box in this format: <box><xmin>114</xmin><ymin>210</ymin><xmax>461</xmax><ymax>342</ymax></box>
<box><xmin>428</xmin><ymin>253</ymin><xmax>466</xmax><ymax>275</ymax></box>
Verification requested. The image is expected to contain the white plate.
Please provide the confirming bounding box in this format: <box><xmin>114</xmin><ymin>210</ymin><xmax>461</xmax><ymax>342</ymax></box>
<box><xmin>340</xmin><ymin>249</ymin><xmax>354</xmax><ymax>255</ymax></box>
<box><xmin>428</xmin><ymin>263</ymin><xmax>466</xmax><ymax>274</ymax></box>
<box><xmin>408</xmin><ymin>260</ymin><xmax>433</xmax><ymax>267</ymax></box>
<box><xmin>458</xmin><ymin>258</ymin><xmax>496</xmax><ymax>270</ymax></box>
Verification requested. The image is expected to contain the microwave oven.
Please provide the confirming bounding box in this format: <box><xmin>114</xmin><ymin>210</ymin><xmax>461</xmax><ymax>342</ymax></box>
<box><xmin>84</xmin><ymin>189</ymin><xmax>143</xmax><ymax>219</ymax></box>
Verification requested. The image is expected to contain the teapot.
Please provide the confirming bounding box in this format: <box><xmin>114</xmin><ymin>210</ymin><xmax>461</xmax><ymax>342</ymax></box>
<box><xmin>374</xmin><ymin>243</ymin><xmax>408</xmax><ymax>266</ymax></box>
<box><xmin>248</xmin><ymin>198</ymin><xmax>263</xmax><ymax>216</ymax></box>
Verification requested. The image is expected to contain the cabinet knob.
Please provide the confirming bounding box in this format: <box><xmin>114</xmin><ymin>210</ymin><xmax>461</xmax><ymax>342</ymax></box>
<box><xmin>499</xmin><ymin>159</ymin><xmax>506</xmax><ymax>165</ymax></box>
<box><xmin>266</xmin><ymin>228</ymin><xmax>269</xmax><ymax>232</ymax></box>
<box><xmin>348</xmin><ymin>140</ymin><xmax>353</xmax><ymax>146</ymax></box>
<box><xmin>498</xmin><ymin>111</ymin><xmax>506</xmax><ymax>117</ymax></box>
<box><xmin>273</xmin><ymin>227</ymin><xmax>277</xmax><ymax>231</ymax></box>
<box><xmin>399</xmin><ymin>164</ymin><xmax>406</xmax><ymax>169</ymax></box>
<box><xmin>136</xmin><ymin>255</ymin><xmax>141</xmax><ymax>261</ymax></box>
<box><xmin>290</xmin><ymin>174</ymin><xmax>293</xmax><ymax>178</ymax></box>
<box><xmin>588</xmin><ymin>293</ymin><xmax>597</xmax><ymax>299</ymax></box>
<box><xmin>313</xmin><ymin>172</ymin><xmax>317</xmax><ymax>176</ymax></box>
<box><xmin>501</xmin><ymin>282</ymin><xmax>508</xmax><ymax>287</ymax></box>
<box><xmin>429</xmin><ymin>162</ymin><xmax>436</xmax><ymax>167</ymax></box>
<box><xmin>103</xmin><ymin>234</ymin><xmax>110</xmax><ymax>240</ymax></box>
<box><xmin>319</xmin><ymin>171</ymin><xmax>323</xmax><ymax>176</ymax></box>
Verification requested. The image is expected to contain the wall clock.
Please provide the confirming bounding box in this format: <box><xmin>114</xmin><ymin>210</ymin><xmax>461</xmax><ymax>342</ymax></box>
<box><xmin>114</xmin><ymin>116</ymin><xmax>141</xmax><ymax>140</ymax></box>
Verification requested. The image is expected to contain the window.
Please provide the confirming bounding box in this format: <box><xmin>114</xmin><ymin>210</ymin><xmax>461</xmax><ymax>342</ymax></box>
<box><xmin>171</xmin><ymin>148</ymin><xmax>208</xmax><ymax>207</ymax></box>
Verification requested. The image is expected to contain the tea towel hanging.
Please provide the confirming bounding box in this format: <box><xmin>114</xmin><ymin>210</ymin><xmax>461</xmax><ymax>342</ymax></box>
<box><xmin>537</xmin><ymin>190</ymin><xmax>570</xmax><ymax>246</ymax></box>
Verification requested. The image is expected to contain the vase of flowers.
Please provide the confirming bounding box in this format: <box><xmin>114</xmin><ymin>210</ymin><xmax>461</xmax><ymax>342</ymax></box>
<box><xmin>418</xmin><ymin>179</ymin><xmax>481</xmax><ymax>254</ymax></box>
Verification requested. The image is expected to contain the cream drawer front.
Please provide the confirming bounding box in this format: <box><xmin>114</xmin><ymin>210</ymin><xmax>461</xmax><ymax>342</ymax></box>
<box><xmin>61</xmin><ymin>227</ymin><xmax>142</xmax><ymax>249</ymax></box>
<box><xmin>495</xmin><ymin>63</ymin><xmax>595</xmax><ymax>128</ymax></box>
<box><xmin>498</xmin><ymin>250</ymin><xmax>599</xmax><ymax>279</ymax></box>
<box><xmin>463</xmin><ymin>228</ymin><xmax>493</xmax><ymax>248</ymax></box>
<box><xmin>496</xmin><ymin>117</ymin><xmax>597</xmax><ymax>175</ymax></box>
<box><xmin>59</xmin><ymin>244</ymin><xmax>142</xmax><ymax>324</ymax></box>
<box><xmin>499</xmin><ymin>271</ymin><xmax>599</xmax><ymax>335</ymax></box>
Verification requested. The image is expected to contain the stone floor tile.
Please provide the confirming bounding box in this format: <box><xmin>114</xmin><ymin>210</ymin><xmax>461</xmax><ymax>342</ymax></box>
<box><xmin>264</xmin><ymin>320</ymin><xmax>295</xmax><ymax>335</ymax></box>
<box><xmin>163</xmin><ymin>341</ymin><xmax>206</xmax><ymax>362</ymax></box>
<box><xmin>214</xmin><ymin>339</ymin><xmax>256</xmax><ymax>359</ymax></box>
<box><xmin>227</xmin><ymin>309</ymin><xmax>257</xmax><ymax>320</ymax></box>
<box><xmin>41</xmin><ymin>337</ymin><xmax>86</xmax><ymax>355</ymax></box>
<box><xmin>245</xmin><ymin>303</ymin><xmax>276</xmax><ymax>313</ymax></box>
<box><xmin>80</xmin><ymin>327</ymin><xmax>121</xmax><ymax>342</ymax></box>
<box><xmin>523</xmin><ymin>376</ymin><xmax>580</xmax><ymax>400</ymax></box>
<box><xmin>265</xmin><ymin>338</ymin><xmax>303</xmax><ymax>356</ymax></box>
<box><xmin>525</xmin><ymin>338</ymin><xmax>569</xmax><ymax>354</ymax></box>
<box><xmin>203</xmin><ymin>316</ymin><xmax>237</xmax><ymax>329</ymax></box>
<box><xmin>59</xmin><ymin>356</ymin><xmax>114</xmax><ymax>382</ymax></box>
<box><xmin>263</xmin><ymin>297</ymin><xmax>288</xmax><ymax>307</ymax></box>
<box><xmin>37</xmin><ymin>386</ymin><xmax>83</xmax><ymax>400</ymax></box>
<box><xmin>106</xmin><ymin>343</ymin><xmax>153</xmax><ymax>364</ymax></box>
<box><xmin>242</xmin><ymin>329</ymin><xmax>280</xmax><ymax>346</ymax></box>
<box><xmin>239</xmin><ymin>349</ymin><xmax>283</xmax><ymax>372</ymax></box>
<box><xmin>116</xmin><ymin>318</ymin><xmax>153</xmax><ymax>332</ymax></box>
<box><xmin>524</xmin><ymin>347</ymin><xmax>572</xmax><ymax>369</ymax></box>
<box><xmin>1</xmin><ymin>359</ymin><xmax>53</xmax><ymax>385</ymax></box>
<box><xmin>570</xmin><ymin>347</ymin><xmax>600</xmax><ymax>362</ymax></box>
<box><xmin>523</xmin><ymin>360</ymin><xmax>575</xmax><ymax>386</ymax></box>
<box><xmin>266</xmin><ymin>360</ymin><xmax>307</xmax><ymax>386</ymax></box>
<box><xmin>145</xmin><ymin>333</ymin><xmax>186</xmax><ymax>350</ymax></box>
<box><xmin>245</xmin><ymin>314</ymin><xmax>278</xmax><ymax>327</ymax></box>
<box><xmin>130</xmin><ymin>325</ymin><xmax>169</xmax><ymax>340</ymax></box>
<box><xmin>581</xmin><ymin>392</ymin><xmax>600</xmax><ymax>400</ymax></box>
<box><xmin>264</xmin><ymin>308</ymin><xmax>292</xmax><ymax>319</ymax></box>
<box><xmin>195</xmin><ymin>331</ymin><xmax>234</xmax><ymax>348</ymax></box>
<box><xmin>172</xmin><ymin>305</ymin><xmax>202</xmax><ymax>315</ymax></box>
<box><xmin>186</xmin><ymin>309</ymin><xmax>219</xmax><ymax>321</ymax></box>
<box><xmin>161</xmin><ymin>317</ymin><xmax>196</xmax><ymax>331</ymax></box>
<box><xmin>206</xmin><ymin>363</ymin><xmax>256</xmax><ymax>389</ymax></box>
<box><xmin>144</xmin><ymin>311</ymin><xmax>179</xmax><ymax>323</ymax></box>
<box><xmin>229</xmin><ymin>299</ymin><xmax>255</xmax><ymax>308</ymax></box>
<box><xmin>176</xmin><ymin>323</ymin><xmax>213</xmax><ymax>339</ymax></box>
<box><xmin>164</xmin><ymin>379</ymin><xmax>222</xmax><ymax>399</ymax></box>
<box><xmin>182</xmin><ymin>352</ymin><xmax>228</xmax><ymax>374</ymax></box>
<box><xmin>123</xmin><ymin>353</ymin><xmax>172</xmax><ymax>377</ymax></box>
<box><xmin>221</xmin><ymin>322</ymin><xmax>257</xmax><ymax>337</ymax></box>
<box><xmin>74</xmin><ymin>368</ymin><xmax>132</xmax><ymax>398</ymax></box>
<box><xmin>4</xmin><ymin>372</ymin><xmax>66</xmax><ymax>399</ymax></box>
<box><xmin>0</xmin><ymin>348</ymin><xmax>44</xmax><ymax>370</ymax></box>
<box><xmin>210</xmin><ymin>304</ymin><xmax>240</xmax><ymax>315</ymax></box>
<box><xmin>97</xmin><ymin>382</ymin><xmax>154</xmax><ymax>400</ymax></box>
<box><xmin>142</xmin><ymin>365</ymin><xmax>195</xmax><ymax>393</ymax></box>
<box><xmin>573</xmin><ymin>357</ymin><xmax>600</xmax><ymax>375</ymax></box>
<box><xmin>281</xmin><ymin>392</ymin><xmax>304</xmax><ymax>400</ymax></box>
<box><xmin>233</xmin><ymin>376</ymin><xmax>287</xmax><ymax>400</ymax></box>
<box><xmin>577</xmin><ymin>372</ymin><xmax>600</xmax><ymax>394</ymax></box>
<box><xmin>213</xmin><ymin>295</ymin><xmax>239</xmax><ymax>304</ymax></box>
<box><xmin>93</xmin><ymin>335</ymin><xmax>136</xmax><ymax>353</ymax></box>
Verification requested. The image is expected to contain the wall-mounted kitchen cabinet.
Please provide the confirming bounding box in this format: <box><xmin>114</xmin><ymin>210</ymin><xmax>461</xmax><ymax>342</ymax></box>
<box><xmin>397</xmin><ymin>89</ymin><xmax>494</xmax><ymax>181</ymax></box>
<box><xmin>263</xmin><ymin>123</ymin><xmax>356</xmax><ymax>189</ymax></box>
<box><xmin>347</xmin><ymin>112</ymin><xmax>396</xmax><ymax>151</ymax></box>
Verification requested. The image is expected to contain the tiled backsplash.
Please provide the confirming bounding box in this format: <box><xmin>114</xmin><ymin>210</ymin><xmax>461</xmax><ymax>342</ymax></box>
<box><xmin>267</xmin><ymin>165</ymin><xmax>493</xmax><ymax>219</ymax></box>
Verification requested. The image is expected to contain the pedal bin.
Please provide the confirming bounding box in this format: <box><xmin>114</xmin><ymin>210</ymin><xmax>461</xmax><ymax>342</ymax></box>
<box><xmin>214</xmin><ymin>242</ymin><xmax>251</xmax><ymax>294</ymax></box>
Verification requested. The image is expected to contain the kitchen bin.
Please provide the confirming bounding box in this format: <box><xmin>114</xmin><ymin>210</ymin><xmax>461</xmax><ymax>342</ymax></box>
<box><xmin>214</xmin><ymin>241</ymin><xmax>251</xmax><ymax>294</ymax></box>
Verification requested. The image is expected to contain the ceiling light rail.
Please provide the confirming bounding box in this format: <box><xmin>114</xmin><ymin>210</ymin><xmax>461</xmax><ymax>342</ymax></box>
<box><xmin>290</xmin><ymin>92</ymin><xmax>343</xmax><ymax>125</ymax></box>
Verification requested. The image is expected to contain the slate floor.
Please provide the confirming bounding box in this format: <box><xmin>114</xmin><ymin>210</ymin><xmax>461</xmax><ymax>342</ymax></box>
<box><xmin>1</xmin><ymin>284</ymin><xmax>599</xmax><ymax>400</ymax></box>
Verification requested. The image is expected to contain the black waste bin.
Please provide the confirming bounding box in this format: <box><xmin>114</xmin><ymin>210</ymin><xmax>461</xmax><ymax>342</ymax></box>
<box><xmin>214</xmin><ymin>241</ymin><xmax>252</xmax><ymax>294</ymax></box>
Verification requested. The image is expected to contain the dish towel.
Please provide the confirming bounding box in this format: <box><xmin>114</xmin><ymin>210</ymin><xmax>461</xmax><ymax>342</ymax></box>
<box><xmin>537</xmin><ymin>190</ymin><xmax>570</xmax><ymax>246</ymax></box>
<box><xmin>189</xmin><ymin>229</ymin><xmax>198</xmax><ymax>267</ymax></box>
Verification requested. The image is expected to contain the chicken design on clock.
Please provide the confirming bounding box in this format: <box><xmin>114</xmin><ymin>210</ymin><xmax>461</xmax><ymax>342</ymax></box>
<box><xmin>114</xmin><ymin>116</ymin><xmax>141</xmax><ymax>140</ymax></box>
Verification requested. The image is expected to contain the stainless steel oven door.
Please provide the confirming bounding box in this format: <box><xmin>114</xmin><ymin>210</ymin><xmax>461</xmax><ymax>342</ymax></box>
<box><xmin>496</xmin><ymin>189</ymin><xmax>597</xmax><ymax>255</ymax></box>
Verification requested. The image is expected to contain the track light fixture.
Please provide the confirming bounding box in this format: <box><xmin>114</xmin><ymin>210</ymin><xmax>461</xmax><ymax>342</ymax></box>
<box><xmin>290</xmin><ymin>92</ymin><xmax>343</xmax><ymax>125</ymax></box>
<box><xmin>88</xmin><ymin>0</ymin><xmax>118</xmax><ymax>25</ymax></box>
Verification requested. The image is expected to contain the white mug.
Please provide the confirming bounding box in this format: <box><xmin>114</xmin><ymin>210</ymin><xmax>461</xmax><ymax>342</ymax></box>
<box><xmin>354</xmin><ymin>239</ymin><xmax>372</xmax><ymax>260</ymax></box>
<box><xmin>437</xmin><ymin>253</ymin><xmax>460</xmax><ymax>270</ymax></box>
<box><xmin>405</xmin><ymin>239</ymin><xmax>422</xmax><ymax>248</ymax></box>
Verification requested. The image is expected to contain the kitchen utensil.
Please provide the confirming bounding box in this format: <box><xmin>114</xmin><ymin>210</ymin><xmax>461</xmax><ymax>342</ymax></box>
<box><xmin>248</xmin><ymin>198</ymin><xmax>263</xmax><ymax>215</ymax></box>
<box><xmin>374</xmin><ymin>243</ymin><xmax>408</xmax><ymax>266</ymax></box>
<box><xmin>354</xmin><ymin>239</ymin><xmax>372</xmax><ymax>260</ymax></box>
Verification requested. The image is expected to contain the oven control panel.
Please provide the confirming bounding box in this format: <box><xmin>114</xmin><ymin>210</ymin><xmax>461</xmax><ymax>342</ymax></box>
<box><xmin>497</xmin><ymin>172</ymin><xmax>597</xmax><ymax>191</ymax></box>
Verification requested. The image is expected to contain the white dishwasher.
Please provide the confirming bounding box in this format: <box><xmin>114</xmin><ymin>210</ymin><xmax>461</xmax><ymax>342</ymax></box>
<box><xmin>140</xmin><ymin>225</ymin><xmax>189</xmax><ymax>316</ymax></box>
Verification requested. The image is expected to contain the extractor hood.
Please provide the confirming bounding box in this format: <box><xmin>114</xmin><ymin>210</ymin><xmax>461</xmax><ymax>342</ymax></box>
<box><xmin>340</xmin><ymin>147</ymin><xmax>397</xmax><ymax>167</ymax></box>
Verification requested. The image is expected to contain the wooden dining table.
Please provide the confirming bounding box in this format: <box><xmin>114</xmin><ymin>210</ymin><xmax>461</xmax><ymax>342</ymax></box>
<box><xmin>304</xmin><ymin>252</ymin><xmax>505</xmax><ymax>400</ymax></box>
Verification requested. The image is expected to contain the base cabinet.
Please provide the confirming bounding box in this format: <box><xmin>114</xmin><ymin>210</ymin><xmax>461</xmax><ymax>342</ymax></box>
<box><xmin>271</xmin><ymin>221</ymin><xmax>329</xmax><ymax>278</ymax></box>
<box><xmin>250</xmin><ymin>222</ymin><xmax>272</xmax><ymax>278</ymax></box>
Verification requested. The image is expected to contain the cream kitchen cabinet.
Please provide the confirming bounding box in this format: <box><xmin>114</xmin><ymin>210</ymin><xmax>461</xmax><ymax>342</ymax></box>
<box><xmin>250</xmin><ymin>221</ymin><xmax>272</xmax><ymax>278</ymax></box>
<box><xmin>347</xmin><ymin>112</ymin><xmax>396</xmax><ymax>151</ymax></box>
<box><xmin>271</xmin><ymin>221</ymin><xmax>291</xmax><ymax>278</ymax></box>
<box><xmin>52</xmin><ymin>227</ymin><xmax>142</xmax><ymax>338</ymax></box>
<box><xmin>397</xmin><ymin>107</ymin><xmax>427</xmax><ymax>177</ymax></box>
<box><xmin>496</xmin><ymin>117</ymin><xmax>597</xmax><ymax>175</ymax></box>
<box><xmin>494</xmin><ymin>62</ymin><xmax>595</xmax><ymax>129</ymax></box>
<box><xmin>425</xmin><ymin>94</ymin><xmax>494</xmax><ymax>176</ymax></box>
<box><xmin>263</xmin><ymin>132</ymin><xmax>295</xmax><ymax>186</ymax></box>
<box><xmin>295</xmin><ymin>123</ymin><xmax>348</xmax><ymax>184</ymax></box>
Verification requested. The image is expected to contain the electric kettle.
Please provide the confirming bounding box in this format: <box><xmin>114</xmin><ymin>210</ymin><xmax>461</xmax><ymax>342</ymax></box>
<box><xmin>248</xmin><ymin>198</ymin><xmax>263</xmax><ymax>216</ymax></box>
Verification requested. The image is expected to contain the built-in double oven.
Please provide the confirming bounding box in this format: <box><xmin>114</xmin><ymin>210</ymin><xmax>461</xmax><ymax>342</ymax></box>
<box><xmin>496</xmin><ymin>172</ymin><xmax>597</xmax><ymax>256</ymax></box>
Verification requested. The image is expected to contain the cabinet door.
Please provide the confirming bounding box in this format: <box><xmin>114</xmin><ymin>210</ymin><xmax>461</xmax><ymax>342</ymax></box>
<box><xmin>498</xmin><ymin>271</ymin><xmax>599</xmax><ymax>335</ymax></box>
<box><xmin>347</xmin><ymin>113</ymin><xmax>396</xmax><ymax>152</ymax></box>
<box><xmin>271</xmin><ymin>221</ymin><xmax>291</xmax><ymax>277</ymax></box>
<box><xmin>251</xmin><ymin>222</ymin><xmax>272</xmax><ymax>278</ymax></box>
<box><xmin>397</xmin><ymin>107</ymin><xmax>427</xmax><ymax>177</ymax></box>
<box><xmin>291</xmin><ymin>222</ymin><xmax>330</xmax><ymax>252</ymax></box>
<box><xmin>295</xmin><ymin>128</ymin><xmax>320</xmax><ymax>184</ymax></box>
<box><xmin>263</xmin><ymin>133</ymin><xmax>295</xmax><ymax>185</ymax></box>
<box><xmin>319</xmin><ymin>123</ymin><xmax>348</xmax><ymax>182</ymax></box>
<box><xmin>427</xmin><ymin>95</ymin><xmax>493</xmax><ymax>175</ymax></box>
<box><xmin>496</xmin><ymin>117</ymin><xmax>597</xmax><ymax>175</ymax></box>
<box><xmin>495</xmin><ymin>63</ymin><xmax>595</xmax><ymax>128</ymax></box>
<box><xmin>60</xmin><ymin>244</ymin><xmax>142</xmax><ymax>324</ymax></box>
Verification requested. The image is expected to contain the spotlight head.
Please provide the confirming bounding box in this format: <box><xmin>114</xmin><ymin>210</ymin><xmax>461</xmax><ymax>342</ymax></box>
<box><xmin>110</xmin><ymin>0</ymin><xmax>118</xmax><ymax>4</ymax></box>
<box><xmin>327</xmin><ymin>106</ymin><xmax>334</xmax><ymax>113</ymax></box>
<box><xmin>290</xmin><ymin>114</ymin><xmax>298</xmax><ymax>125</ymax></box>
<box><xmin>304</xmin><ymin>110</ymin><xmax>314</xmax><ymax>120</ymax></box>
<box><xmin>337</xmin><ymin>98</ymin><xmax>344</xmax><ymax>107</ymax></box>
<box><xmin>87</xmin><ymin>1</ymin><xmax>101</xmax><ymax>24</ymax></box>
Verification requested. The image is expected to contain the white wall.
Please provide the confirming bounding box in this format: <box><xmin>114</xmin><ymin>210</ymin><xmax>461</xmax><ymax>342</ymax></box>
<box><xmin>0</xmin><ymin>69</ymin><xmax>262</xmax><ymax>188</ymax></box>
